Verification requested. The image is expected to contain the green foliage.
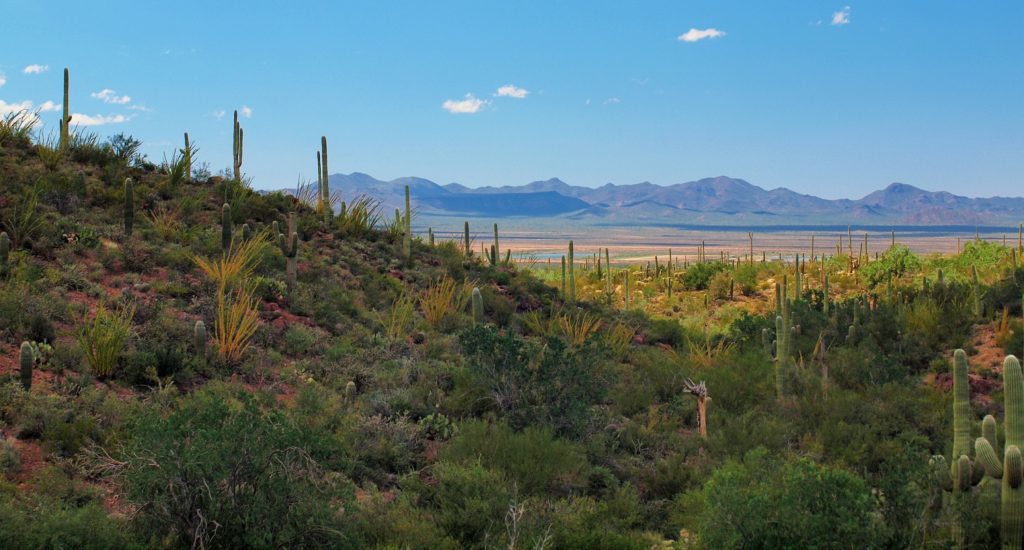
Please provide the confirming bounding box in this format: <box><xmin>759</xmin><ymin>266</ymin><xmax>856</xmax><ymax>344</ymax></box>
<box><xmin>76</xmin><ymin>302</ymin><xmax>135</xmax><ymax>378</ymax></box>
<box><xmin>459</xmin><ymin>324</ymin><xmax>606</xmax><ymax>438</ymax></box>
<box><xmin>687</xmin><ymin>448</ymin><xmax>883</xmax><ymax>549</ymax></box>
<box><xmin>682</xmin><ymin>261</ymin><xmax>728</xmax><ymax>291</ymax></box>
<box><xmin>120</xmin><ymin>384</ymin><xmax>356</xmax><ymax>548</ymax></box>
<box><xmin>860</xmin><ymin>244</ymin><xmax>921</xmax><ymax>288</ymax></box>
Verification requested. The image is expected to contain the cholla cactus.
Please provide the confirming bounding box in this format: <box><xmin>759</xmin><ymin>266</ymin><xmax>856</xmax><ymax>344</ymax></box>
<box><xmin>975</xmin><ymin>355</ymin><xmax>1024</xmax><ymax>548</ymax></box>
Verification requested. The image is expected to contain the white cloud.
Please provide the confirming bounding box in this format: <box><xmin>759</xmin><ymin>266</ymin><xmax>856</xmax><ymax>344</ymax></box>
<box><xmin>832</xmin><ymin>6</ymin><xmax>851</xmax><ymax>25</ymax></box>
<box><xmin>23</xmin><ymin>64</ymin><xmax>49</xmax><ymax>74</ymax></box>
<box><xmin>212</xmin><ymin>109</ymin><xmax>226</xmax><ymax>119</ymax></box>
<box><xmin>442</xmin><ymin>94</ymin><xmax>487</xmax><ymax>114</ymax></box>
<box><xmin>603</xmin><ymin>97</ymin><xmax>620</xmax><ymax>105</ymax></box>
<box><xmin>90</xmin><ymin>88</ymin><xmax>131</xmax><ymax>104</ymax></box>
<box><xmin>240</xmin><ymin>106</ymin><xmax>253</xmax><ymax>118</ymax></box>
<box><xmin>38</xmin><ymin>100</ymin><xmax>61</xmax><ymax>112</ymax></box>
<box><xmin>678</xmin><ymin>28</ymin><xmax>726</xmax><ymax>43</ymax></box>
<box><xmin>128</xmin><ymin>104</ymin><xmax>152</xmax><ymax>112</ymax></box>
<box><xmin>0</xmin><ymin>99</ymin><xmax>35</xmax><ymax>117</ymax></box>
<box><xmin>495</xmin><ymin>84</ymin><xmax>528</xmax><ymax>99</ymax></box>
<box><xmin>69</xmin><ymin>112</ymin><xmax>130</xmax><ymax>126</ymax></box>
<box><xmin>0</xmin><ymin>73</ymin><xmax>6</xmax><ymax>88</ymax></box>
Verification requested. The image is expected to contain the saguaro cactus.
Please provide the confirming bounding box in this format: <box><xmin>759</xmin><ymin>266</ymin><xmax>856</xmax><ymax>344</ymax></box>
<box><xmin>320</xmin><ymin>136</ymin><xmax>330</xmax><ymax>220</ymax></box>
<box><xmin>568</xmin><ymin>241</ymin><xmax>576</xmax><ymax>303</ymax></box>
<box><xmin>232</xmin><ymin>111</ymin><xmax>244</xmax><ymax>181</ymax></box>
<box><xmin>561</xmin><ymin>256</ymin><xmax>567</xmax><ymax>298</ymax></box>
<box><xmin>19</xmin><ymin>341</ymin><xmax>32</xmax><ymax>390</ymax></box>
<box><xmin>194</xmin><ymin>321</ymin><xmax>207</xmax><ymax>358</ymax></box>
<box><xmin>278</xmin><ymin>213</ymin><xmax>299</xmax><ymax>291</ymax></box>
<box><xmin>623</xmin><ymin>269</ymin><xmax>630</xmax><ymax>309</ymax></box>
<box><xmin>60</xmin><ymin>68</ymin><xmax>71</xmax><ymax>150</ymax></box>
<box><xmin>471</xmin><ymin>287</ymin><xmax>484</xmax><ymax>325</ymax></box>
<box><xmin>403</xmin><ymin>185</ymin><xmax>412</xmax><ymax>261</ymax></box>
<box><xmin>1</xmin><ymin>231</ymin><xmax>11</xmax><ymax>275</ymax></box>
<box><xmin>221</xmin><ymin>203</ymin><xmax>233</xmax><ymax>251</ymax></box>
<box><xmin>972</xmin><ymin>265</ymin><xmax>983</xmax><ymax>318</ymax></box>
<box><xmin>463</xmin><ymin>221</ymin><xmax>471</xmax><ymax>256</ymax></box>
<box><xmin>976</xmin><ymin>355</ymin><xmax>1024</xmax><ymax>548</ymax></box>
<box><xmin>183</xmin><ymin>132</ymin><xmax>192</xmax><ymax>183</ymax></box>
<box><xmin>604</xmin><ymin>248</ymin><xmax>612</xmax><ymax>303</ymax></box>
<box><xmin>492</xmin><ymin>224</ymin><xmax>500</xmax><ymax>267</ymax></box>
<box><xmin>823</xmin><ymin>273</ymin><xmax>830</xmax><ymax>316</ymax></box>
<box><xmin>123</xmin><ymin>177</ymin><xmax>134</xmax><ymax>238</ymax></box>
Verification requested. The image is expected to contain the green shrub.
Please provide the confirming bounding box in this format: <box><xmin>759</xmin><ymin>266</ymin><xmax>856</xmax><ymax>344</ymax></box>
<box><xmin>442</xmin><ymin>420</ymin><xmax>587</xmax><ymax>495</ymax></box>
<box><xmin>685</xmin><ymin>447</ymin><xmax>883</xmax><ymax>549</ymax></box>
<box><xmin>682</xmin><ymin>261</ymin><xmax>728</xmax><ymax>291</ymax></box>
<box><xmin>120</xmin><ymin>384</ymin><xmax>357</xmax><ymax>548</ymax></box>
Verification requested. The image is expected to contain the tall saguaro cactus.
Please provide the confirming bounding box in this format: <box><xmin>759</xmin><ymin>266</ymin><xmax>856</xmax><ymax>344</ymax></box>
<box><xmin>492</xmin><ymin>224</ymin><xmax>500</xmax><ymax>267</ymax></box>
<box><xmin>320</xmin><ymin>136</ymin><xmax>330</xmax><ymax>221</ymax></box>
<box><xmin>232</xmin><ymin>111</ymin><xmax>244</xmax><ymax>182</ymax></box>
<box><xmin>183</xmin><ymin>132</ymin><xmax>193</xmax><ymax>183</ymax></box>
<box><xmin>975</xmin><ymin>355</ymin><xmax>1024</xmax><ymax>548</ymax></box>
<box><xmin>59</xmin><ymin>68</ymin><xmax>71</xmax><ymax>150</ymax></box>
<box><xmin>463</xmin><ymin>221</ymin><xmax>471</xmax><ymax>256</ymax></box>
<box><xmin>568</xmin><ymin>240</ymin><xmax>576</xmax><ymax>303</ymax></box>
<box><xmin>403</xmin><ymin>185</ymin><xmax>412</xmax><ymax>261</ymax></box>
<box><xmin>561</xmin><ymin>256</ymin><xmax>567</xmax><ymax>299</ymax></box>
<box><xmin>0</xmin><ymin>231</ymin><xmax>10</xmax><ymax>276</ymax></box>
<box><xmin>123</xmin><ymin>177</ymin><xmax>134</xmax><ymax>238</ymax></box>
<box><xmin>278</xmin><ymin>213</ymin><xmax>299</xmax><ymax>291</ymax></box>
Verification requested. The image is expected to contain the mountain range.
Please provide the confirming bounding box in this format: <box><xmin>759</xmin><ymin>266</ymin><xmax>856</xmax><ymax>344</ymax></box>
<box><xmin>317</xmin><ymin>173</ymin><xmax>1024</xmax><ymax>226</ymax></box>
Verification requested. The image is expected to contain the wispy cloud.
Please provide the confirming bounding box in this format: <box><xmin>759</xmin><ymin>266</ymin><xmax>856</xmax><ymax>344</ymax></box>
<box><xmin>832</xmin><ymin>6</ymin><xmax>851</xmax><ymax>26</ymax></box>
<box><xmin>240</xmin><ymin>106</ymin><xmax>253</xmax><ymax>118</ymax></box>
<box><xmin>678</xmin><ymin>28</ymin><xmax>726</xmax><ymax>43</ymax></box>
<box><xmin>442</xmin><ymin>94</ymin><xmax>487</xmax><ymax>114</ymax></box>
<box><xmin>23</xmin><ymin>64</ymin><xmax>49</xmax><ymax>74</ymax></box>
<box><xmin>69</xmin><ymin>112</ymin><xmax>131</xmax><ymax>127</ymax></box>
<box><xmin>495</xmin><ymin>84</ymin><xmax>528</xmax><ymax>99</ymax></box>
<box><xmin>38</xmin><ymin>100</ymin><xmax>61</xmax><ymax>112</ymax></box>
<box><xmin>211</xmin><ymin>110</ymin><xmax>226</xmax><ymax>119</ymax></box>
<box><xmin>128</xmin><ymin>104</ymin><xmax>152</xmax><ymax>112</ymax></box>
<box><xmin>0</xmin><ymin>73</ymin><xmax>6</xmax><ymax>88</ymax></box>
<box><xmin>91</xmin><ymin>88</ymin><xmax>132</xmax><ymax>105</ymax></box>
<box><xmin>603</xmin><ymin>97</ymin><xmax>621</xmax><ymax>105</ymax></box>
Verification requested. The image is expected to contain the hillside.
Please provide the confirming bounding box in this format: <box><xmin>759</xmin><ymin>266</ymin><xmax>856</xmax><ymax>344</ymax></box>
<box><xmin>322</xmin><ymin>172</ymin><xmax>1024</xmax><ymax>225</ymax></box>
<box><xmin>1</xmin><ymin>116</ymin><xmax>1024</xmax><ymax>548</ymax></box>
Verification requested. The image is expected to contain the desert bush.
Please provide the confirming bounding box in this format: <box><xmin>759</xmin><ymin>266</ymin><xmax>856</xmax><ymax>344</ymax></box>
<box><xmin>685</xmin><ymin>447</ymin><xmax>883</xmax><ymax>549</ymax></box>
<box><xmin>682</xmin><ymin>261</ymin><xmax>728</xmax><ymax>291</ymax></box>
<box><xmin>442</xmin><ymin>420</ymin><xmax>587</xmax><ymax>495</ymax></box>
<box><xmin>860</xmin><ymin>245</ymin><xmax>921</xmax><ymax>288</ymax></box>
<box><xmin>119</xmin><ymin>384</ymin><xmax>356</xmax><ymax>548</ymax></box>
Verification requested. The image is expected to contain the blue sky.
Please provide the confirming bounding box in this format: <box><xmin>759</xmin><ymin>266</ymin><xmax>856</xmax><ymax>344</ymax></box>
<box><xmin>2</xmin><ymin>1</ymin><xmax>1022</xmax><ymax>198</ymax></box>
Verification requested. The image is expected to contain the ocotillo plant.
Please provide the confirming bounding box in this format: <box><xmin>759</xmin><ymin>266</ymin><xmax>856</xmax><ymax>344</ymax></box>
<box><xmin>183</xmin><ymin>132</ymin><xmax>193</xmax><ymax>183</ymax></box>
<box><xmin>320</xmin><ymin>136</ymin><xmax>330</xmax><ymax>221</ymax></box>
<box><xmin>568</xmin><ymin>241</ymin><xmax>576</xmax><ymax>302</ymax></box>
<box><xmin>232</xmin><ymin>111</ymin><xmax>244</xmax><ymax>181</ymax></box>
<box><xmin>123</xmin><ymin>177</ymin><xmax>134</xmax><ymax>238</ymax></box>
<box><xmin>19</xmin><ymin>341</ymin><xmax>32</xmax><ymax>390</ymax></box>
<box><xmin>471</xmin><ymin>287</ymin><xmax>483</xmax><ymax>325</ymax></box>
<box><xmin>221</xmin><ymin>203</ymin><xmax>233</xmax><ymax>251</ymax></box>
<box><xmin>402</xmin><ymin>185</ymin><xmax>412</xmax><ymax>262</ymax></box>
<box><xmin>59</xmin><ymin>68</ymin><xmax>71</xmax><ymax>150</ymax></box>
<box><xmin>975</xmin><ymin>355</ymin><xmax>1024</xmax><ymax>547</ymax></box>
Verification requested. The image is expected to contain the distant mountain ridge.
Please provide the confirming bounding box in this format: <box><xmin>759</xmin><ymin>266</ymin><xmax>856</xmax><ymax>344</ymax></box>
<box><xmin>315</xmin><ymin>173</ymin><xmax>1024</xmax><ymax>225</ymax></box>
